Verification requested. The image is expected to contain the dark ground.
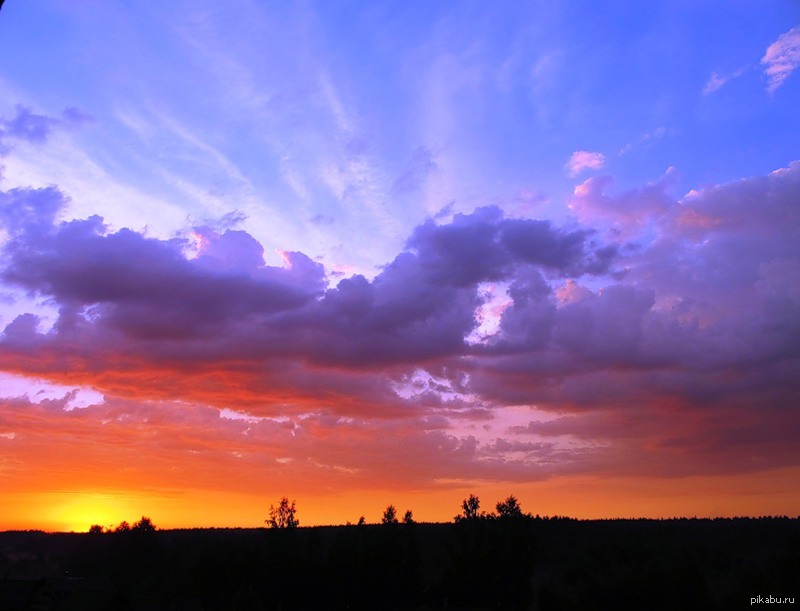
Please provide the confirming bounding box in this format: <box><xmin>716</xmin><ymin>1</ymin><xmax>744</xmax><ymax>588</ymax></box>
<box><xmin>1</xmin><ymin>517</ymin><xmax>797</xmax><ymax>610</ymax></box>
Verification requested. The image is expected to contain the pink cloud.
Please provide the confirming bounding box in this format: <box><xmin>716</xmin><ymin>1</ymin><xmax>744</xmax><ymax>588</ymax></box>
<box><xmin>703</xmin><ymin>71</ymin><xmax>728</xmax><ymax>94</ymax></box>
<box><xmin>702</xmin><ymin>67</ymin><xmax>748</xmax><ymax>96</ymax></box>
<box><xmin>761</xmin><ymin>26</ymin><xmax>800</xmax><ymax>93</ymax></box>
<box><xmin>565</xmin><ymin>150</ymin><xmax>605</xmax><ymax>178</ymax></box>
<box><xmin>568</xmin><ymin>167</ymin><xmax>677</xmax><ymax>228</ymax></box>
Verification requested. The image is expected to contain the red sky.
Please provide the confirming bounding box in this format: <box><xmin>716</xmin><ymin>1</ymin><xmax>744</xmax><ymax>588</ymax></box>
<box><xmin>2</xmin><ymin>160</ymin><xmax>800</xmax><ymax>531</ymax></box>
<box><xmin>1</xmin><ymin>4</ymin><xmax>799</xmax><ymax>531</ymax></box>
<box><xmin>5</xmin><ymin>390</ymin><xmax>800</xmax><ymax>533</ymax></box>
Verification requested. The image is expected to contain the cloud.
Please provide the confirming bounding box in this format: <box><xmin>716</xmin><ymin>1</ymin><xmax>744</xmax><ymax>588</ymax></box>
<box><xmin>702</xmin><ymin>67</ymin><xmax>749</xmax><ymax>96</ymax></box>
<box><xmin>762</xmin><ymin>26</ymin><xmax>800</xmax><ymax>93</ymax></box>
<box><xmin>569</xmin><ymin>167</ymin><xmax>677</xmax><ymax>228</ymax></box>
<box><xmin>0</xmin><ymin>105</ymin><xmax>93</xmax><ymax>146</ymax></box>
<box><xmin>703</xmin><ymin>71</ymin><xmax>728</xmax><ymax>95</ymax></box>
<box><xmin>0</xmin><ymin>106</ymin><xmax>60</xmax><ymax>144</ymax></box>
<box><xmin>0</xmin><ymin>390</ymin><xmax>577</xmax><ymax>499</ymax></box>
<box><xmin>618</xmin><ymin>127</ymin><xmax>668</xmax><ymax>157</ymax></box>
<box><xmin>0</xmin><ymin>159</ymin><xmax>799</xmax><ymax>486</ymax></box>
<box><xmin>468</xmin><ymin>161</ymin><xmax>800</xmax><ymax>477</ymax></box>
<box><xmin>565</xmin><ymin>151</ymin><xmax>605</xmax><ymax>178</ymax></box>
<box><xmin>0</xmin><ymin>190</ymin><xmax>616</xmax><ymax>415</ymax></box>
<box><xmin>0</xmin><ymin>185</ymin><xmax>67</xmax><ymax>238</ymax></box>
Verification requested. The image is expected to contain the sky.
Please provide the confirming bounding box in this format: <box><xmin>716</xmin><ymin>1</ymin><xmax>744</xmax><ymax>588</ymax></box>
<box><xmin>0</xmin><ymin>1</ymin><xmax>799</xmax><ymax>532</ymax></box>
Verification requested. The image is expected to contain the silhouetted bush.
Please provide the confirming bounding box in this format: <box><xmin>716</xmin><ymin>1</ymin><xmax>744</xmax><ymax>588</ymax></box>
<box><xmin>132</xmin><ymin>516</ymin><xmax>156</xmax><ymax>532</ymax></box>
<box><xmin>266</xmin><ymin>497</ymin><xmax>299</xmax><ymax>528</ymax></box>
<box><xmin>496</xmin><ymin>494</ymin><xmax>528</xmax><ymax>519</ymax></box>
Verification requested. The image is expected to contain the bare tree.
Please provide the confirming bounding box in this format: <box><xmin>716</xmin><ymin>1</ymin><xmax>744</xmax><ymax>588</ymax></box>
<box><xmin>266</xmin><ymin>497</ymin><xmax>299</xmax><ymax>528</ymax></box>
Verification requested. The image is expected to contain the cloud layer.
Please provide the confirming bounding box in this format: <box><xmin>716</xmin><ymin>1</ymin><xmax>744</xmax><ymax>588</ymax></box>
<box><xmin>2</xmin><ymin>110</ymin><xmax>799</xmax><ymax>497</ymax></box>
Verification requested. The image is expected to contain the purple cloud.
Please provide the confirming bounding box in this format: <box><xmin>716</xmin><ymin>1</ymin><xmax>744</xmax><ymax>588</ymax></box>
<box><xmin>0</xmin><ymin>161</ymin><xmax>798</xmax><ymax>482</ymax></box>
<box><xmin>0</xmin><ymin>106</ymin><xmax>59</xmax><ymax>144</ymax></box>
<box><xmin>569</xmin><ymin>167</ymin><xmax>678</xmax><ymax>227</ymax></box>
<box><xmin>0</xmin><ymin>105</ymin><xmax>93</xmax><ymax>151</ymax></box>
<box><xmin>408</xmin><ymin>206</ymin><xmax>614</xmax><ymax>286</ymax></box>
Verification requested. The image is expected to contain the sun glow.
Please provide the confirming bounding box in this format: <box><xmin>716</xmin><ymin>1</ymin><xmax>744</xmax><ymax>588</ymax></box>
<box><xmin>49</xmin><ymin>492</ymin><xmax>133</xmax><ymax>532</ymax></box>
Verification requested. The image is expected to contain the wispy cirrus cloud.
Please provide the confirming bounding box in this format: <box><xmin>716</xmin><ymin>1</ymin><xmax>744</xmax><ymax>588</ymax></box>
<box><xmin>702</xmin><ymin>68</ymin><xmax>747</xmax><ymax>95</ymax></box>
<box><xmin>762</xmin><ymin>26</ymin><xmax>800</xmax><ymax>93</ymax></box>
<box><xmin>703</xmin><ymin>71</ymin><xmax>728</xmax><ymax>95</ymax></box>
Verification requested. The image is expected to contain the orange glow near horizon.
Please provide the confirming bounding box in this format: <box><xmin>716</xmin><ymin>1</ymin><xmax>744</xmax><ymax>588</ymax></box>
<box><xmin>4</xmin><ymin>467</ymin><xmax>800</xmax><ymax>533</ymax></box>
<box><xmin>3</xmin><ymin>371</ymin><xmax>799</xmax><ymax>533</ymax></box>
<box><xmin>46</xmin><ymin>492</ymin><xmax>135</xmax><ymax>533</ymax></box>
<box><xmin>0</xmin><ymin>0</ymin><xmax>799</xmax><ymax>558</ymax></box>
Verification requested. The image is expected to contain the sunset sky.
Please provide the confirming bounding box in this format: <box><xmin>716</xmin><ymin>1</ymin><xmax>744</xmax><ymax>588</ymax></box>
<box><xmin>1</xmin><ymin>1</ymin><xmax>799</xmax><ymax>532</ymax></box>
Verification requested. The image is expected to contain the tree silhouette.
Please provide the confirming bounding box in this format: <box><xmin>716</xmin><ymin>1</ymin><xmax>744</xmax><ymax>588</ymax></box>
<box><xmin>382</xmin><ymin>504</ymin><xmax>398</xmax><ymax>524</ymax></box>
<box><xmin>132</xmin><ymin>516</ymin><xmax>157</xmax><ymax>532</ymax></box>
<box><xmin>266</xmin><ymin>497</ymin><xmax>299</xmax><ymax>528</ymax></box>
<box><xmin>88</xmin><ymin>524</ymin><xmax>104</xmax><ymax>534</ymax></box>
<box><xmin>455</xmin><ymin>494</ymin><xmax>483</xmax><ymax>522</ymax></box>
<box><xmin>114</xmin><ymin>520</ymin><xmax>131</xmax><ymax>533</ymax></box>
<box><xmin>496</xmin><ymin>495</ymin><xmax>526</xmax><ymax>519</ymax></box>
<box><xmin>357</xmin><ymin>515</ymin><xmax>366</xmax><ymax>526</ymax></box>
<box><xmin>403</xmin><ymin>509</ymin><xmax>415</xmax><ymax>525</ymax></box>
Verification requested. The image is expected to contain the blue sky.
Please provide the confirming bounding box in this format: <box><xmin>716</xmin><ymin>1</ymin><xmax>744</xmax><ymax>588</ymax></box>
<box><xmin>0</xmin><ymin>1</ymin><xmax>799</xmax><ymax>528</ymax></box>
<box><xmin>2</xmin><ymin>1</ymin><xmax>797</xmax><ymax>272</ymax></box>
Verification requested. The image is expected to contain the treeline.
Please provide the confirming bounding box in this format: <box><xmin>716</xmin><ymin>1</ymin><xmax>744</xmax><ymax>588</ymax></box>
<box><xmin>88</xmin><ymin>516</ymin><xmax>156</xmax><ymax>534</ymax></box>
<box><xmin>261</xmin><ymin>492</ymin><xmax>568</xmax><ymax>530</ymax></box>
<box><xmin>84</xmin><ymin>493</ymin><xmax>797</xmax><ymax>534</ymax></box>
<box><xmin>1</xmin><ymin>516</ymin><xmax>798</xmax><ymax>609</ymax></box>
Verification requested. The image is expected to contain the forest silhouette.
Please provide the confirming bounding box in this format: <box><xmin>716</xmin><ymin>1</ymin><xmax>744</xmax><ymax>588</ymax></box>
<box><xmin>0</xmin><ymin>494</ymin><xmax>798</xmax><ymax>609</ymax></box>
